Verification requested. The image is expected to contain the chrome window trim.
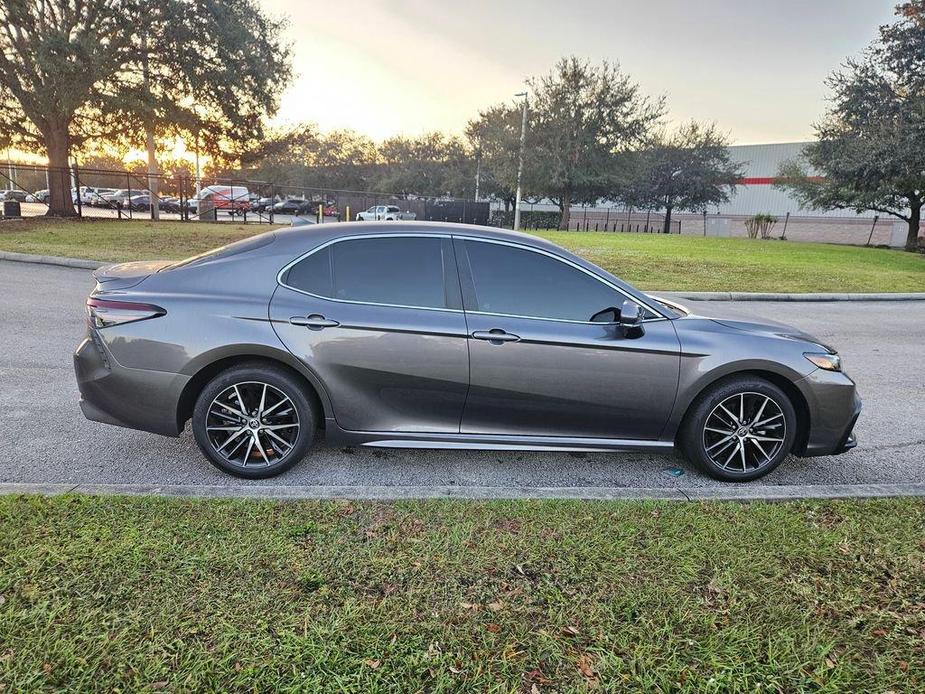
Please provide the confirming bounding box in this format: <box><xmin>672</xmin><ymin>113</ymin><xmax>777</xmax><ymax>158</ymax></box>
<box><xmin>453</xmin><ymin>234</ymin><xmax>668</xmax><ymax>322</ymax></box>
<box><xmin>276</xmin><ymin>232</ymin><xmax>463</xmax><ymax>314</ymax></box>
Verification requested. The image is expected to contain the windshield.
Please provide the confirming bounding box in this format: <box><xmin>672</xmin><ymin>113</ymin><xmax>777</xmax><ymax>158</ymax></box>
<box><xmin>161</xmin><ymin>232</ymin><xmax>276</xmax><ymax>271</ymax></box>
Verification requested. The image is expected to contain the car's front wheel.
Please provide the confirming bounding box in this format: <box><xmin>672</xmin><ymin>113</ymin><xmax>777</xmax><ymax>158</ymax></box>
<box><xmin>678</xmin><ymin>376</ymin><xmax>797</xmax><ymax>482</ymax></box>
<box><xmin>192</xmin><ymin>363</ymin><xmax>317</xmax><ymax>479</ymax></box>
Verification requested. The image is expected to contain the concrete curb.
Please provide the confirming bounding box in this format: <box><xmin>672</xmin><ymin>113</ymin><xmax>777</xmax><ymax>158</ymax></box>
<box><xmin>2</xmin><ymin>250</ymin><xmax>923</xmax><ymax>302</ymax></box>
<box><xmin>0</xmin><ymin>482</ymin><xmax>923</xmax><ymax>502</ymax></box>
<box><xmin>0</xmin><ymin>250</ymin><xmax>103</xmax><ymax>270</ymax></box>
<box><xmin>663</xmin><ymin>291</ymin><xmax>925</xmax><ymax>302</ymax></box>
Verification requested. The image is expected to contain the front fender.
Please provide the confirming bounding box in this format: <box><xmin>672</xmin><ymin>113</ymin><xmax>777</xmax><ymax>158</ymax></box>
<box><xmin>660</xmin><ymin>318</ymin><xmax>816</xmax><ymax>440</ymax></box>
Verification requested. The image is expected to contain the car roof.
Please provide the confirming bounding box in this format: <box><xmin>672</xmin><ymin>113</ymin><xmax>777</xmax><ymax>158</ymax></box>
<box><xmin>274</xmin><ymin>220</ymin><xmax>547</xmax><ymax>248</ymax></box>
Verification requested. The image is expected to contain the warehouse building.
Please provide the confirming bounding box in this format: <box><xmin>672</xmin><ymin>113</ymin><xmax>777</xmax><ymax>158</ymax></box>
<box><xmin>523</xmin><ymin>141</ymin><xmax>915</xmax><ymax>247</ymax></box>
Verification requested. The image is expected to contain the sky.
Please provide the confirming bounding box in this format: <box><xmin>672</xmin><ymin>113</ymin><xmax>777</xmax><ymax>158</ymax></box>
<box><xmin>259</xmin><ymin>0</ymin><xmax>898</xmax><ymax>144</ymax></box>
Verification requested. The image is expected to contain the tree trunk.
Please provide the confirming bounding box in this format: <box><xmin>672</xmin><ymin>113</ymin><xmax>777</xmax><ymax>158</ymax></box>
<box><xmin>44</xmin><ymin>123</ymin><xmax>77</xmax><ymax>217</ymax></box>
<box><xmin>662</xmin><ymin>206</ymin><xmax>673</xmax><ymax>234</ymax></box>
<box><xmin>558</xmin><ymin>191</ymin><xmax>572</xmax><ymax>230</ymax></box>
<box><xmin>906</xmin><ymin>203</ymin><xmax>922</xmax><ymax>252</ymax></box>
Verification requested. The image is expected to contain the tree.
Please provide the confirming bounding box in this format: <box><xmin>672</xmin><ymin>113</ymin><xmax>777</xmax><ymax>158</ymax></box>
<box><xmin>625</xmin><ymin>122</ymin><xmax>743</xmax><ymax>233</ymax></box>
<box><xmin>776</xmin><ymin>2</ymin><xmax>925</xmax><ymax>251</ymax></box>
<box><xmin>527</xmin><ymin>57</ymin><xmax>663</xmax><ymax>230</ymax></box>
<box><xmin>0</xmin><ymin>0</ymin><xmax>290</xmax><ymax>216</ymax></box>
<box><xmin>376</xmin><ymin>132</ymin><xmax>473</xmax><ymax>198</ymax></box>
<box><xmin>466</xmin><ymin>104</ymin><xmax>523</xmax><ymax>209</ymax></box>
<box><xmin>240</xmin><ymin>124</ymin><xmax>379</xmax><ymax>190</ymax></box>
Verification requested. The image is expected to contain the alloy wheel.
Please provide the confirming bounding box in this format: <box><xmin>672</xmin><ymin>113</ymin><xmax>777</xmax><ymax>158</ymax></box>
<box><xmin>701</xmin><ymin>391</ymin><xmax>786</xmax><ymax>473</ymax></box>
<box><xmin>205</xmin><ymin>381</ymin><xmax>300</xmax><ymax>468</ymax></box>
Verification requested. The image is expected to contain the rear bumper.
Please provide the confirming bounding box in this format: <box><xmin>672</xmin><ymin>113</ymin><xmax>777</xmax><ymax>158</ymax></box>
<box><xmin>795</xmin><ymin>368</ymin><xmax>862</xmax><ymax>457</ymax></box>
<box><xmin>74</xmin><ymin>334</ymin><xmax>188</xmax><ymax>437</ymax></box>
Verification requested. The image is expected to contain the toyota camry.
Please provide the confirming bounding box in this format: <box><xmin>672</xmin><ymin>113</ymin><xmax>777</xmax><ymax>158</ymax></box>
<box><xmin>74</xmin><ymin>222</ymin><xmax>860</xmax><ymax>481</ymax></box>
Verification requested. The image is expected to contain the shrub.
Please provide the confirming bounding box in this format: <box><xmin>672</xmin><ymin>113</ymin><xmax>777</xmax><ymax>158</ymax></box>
<box><xmin>745</xmin><ymin>213</ymin><xmax>778</xmax><ymax>239</ymax></box>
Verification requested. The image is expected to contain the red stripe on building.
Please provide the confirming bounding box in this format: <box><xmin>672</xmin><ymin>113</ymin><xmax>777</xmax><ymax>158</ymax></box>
<box><xmin>736</xmin><ymin>176</ymin><xmax>824</xmax><ymax>185</ymax></box>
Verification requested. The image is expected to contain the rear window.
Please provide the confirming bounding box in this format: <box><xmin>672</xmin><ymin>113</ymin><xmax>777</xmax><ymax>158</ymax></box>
<box><xmin>284</xmin><ymin>237</ymin><xmax>453</xmax><ymax>309</ymax></box>
<box><xmin>161</xmin><ymin>232</ymin><xmax>276</xmax><ymax>271</ymax></box>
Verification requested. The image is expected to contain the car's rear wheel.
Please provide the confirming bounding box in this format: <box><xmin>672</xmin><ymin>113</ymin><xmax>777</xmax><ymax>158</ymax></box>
<box><xmin>679</xmin><ymin>376</ymin><xmax>797</xmax><ymax>482</ymax></box>
<box><xmin>192</xmin><ymin>364</ymin><xmax>317</xmax><ymax>479</ymax></box>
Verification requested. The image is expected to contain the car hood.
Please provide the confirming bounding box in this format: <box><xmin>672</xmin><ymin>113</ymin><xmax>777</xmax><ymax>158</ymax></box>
<box><xmin>93</xmin><ymin>260</ymin><xmax>173</xmax><ymax>290</ymax></box>
<box><xmin>661</xmin><ymin>298</ymin><xmax>835</xmax><ymax>351</ymax></box>
<box><xmin>708</xmin><ymin>317</ymin><xmax>831</xmax><ymax>349</ymax></box>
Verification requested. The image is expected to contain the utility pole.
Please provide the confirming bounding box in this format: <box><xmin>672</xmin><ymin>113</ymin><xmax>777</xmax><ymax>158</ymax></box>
<box><xmin>141</xmin><ymin>30</ymin><xmax>159</xmax><ymax>220</ymax></box>
<box><xmin>474</xmin><ymin>148</ymin><xmax>481</xmax><ymax>201</ymax></box>
<box><xmin>194</xmin><ymin>130</ymin><xmax>201</xmax><ymax>203</ymax></box>
<box><xmin>513</xmin><ymin>91</ymin><xmax>528</xmax><ymax>231</ymax></box>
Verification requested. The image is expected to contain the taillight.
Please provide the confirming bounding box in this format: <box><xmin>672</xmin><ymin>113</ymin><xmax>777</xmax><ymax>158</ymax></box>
<box><xmin>86</xmin><ymin>297</ymin><xmax>166</xmax><ymax>328</ymax></box>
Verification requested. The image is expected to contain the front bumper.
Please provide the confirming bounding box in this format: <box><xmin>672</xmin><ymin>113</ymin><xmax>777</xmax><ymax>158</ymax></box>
<box><xmin>794</xmin><ymin>367</ymin><xmax>861</xmax><ymax>457</ymax></box>
<box><xmin>74</xmin><ymin>333</ymin><xmax>189</xmax><ymax>437</ymax></box>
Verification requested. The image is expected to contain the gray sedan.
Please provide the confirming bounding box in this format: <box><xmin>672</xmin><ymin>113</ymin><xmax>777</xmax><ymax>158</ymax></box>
<box><xmin>74</xmin><ymin>223</ymin><xmax>860</xmax><ymax>481</ymax></box>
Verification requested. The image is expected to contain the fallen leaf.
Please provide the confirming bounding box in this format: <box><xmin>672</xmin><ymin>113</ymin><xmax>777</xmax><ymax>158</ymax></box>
<box><xmin>577</xmin><ymin>654</ymin><xmax>597</xmax><ymax>679</ymax></box>
<box><xmin>561</xmin><ymin>625</ymin><xmax>580</xmax><ymax>637</ymax></box>
<box><xmin>485</xmin><ymin>623</ymin><xmax>501</xmax><ymax>633</ymax></box>
<box><xmin>578</xmin><ymin>653</ymin><xmax>600</xmax><ymax>689</ymax></box>
<box><xmin>364</xmin><ymin>659</ymin><xmax>381</xmax><ymax>669</ymax></box>
<box><xmin>488</xmin><ymin>601</ymin><xmax>503</xmax><ymax>612</ymax></box>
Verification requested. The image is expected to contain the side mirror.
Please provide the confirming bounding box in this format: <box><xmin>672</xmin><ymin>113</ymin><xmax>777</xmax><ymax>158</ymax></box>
<box><xmin>619</xmin><ymin>300</ymin><xmax>645</xmax><ymax>337</ymax></box>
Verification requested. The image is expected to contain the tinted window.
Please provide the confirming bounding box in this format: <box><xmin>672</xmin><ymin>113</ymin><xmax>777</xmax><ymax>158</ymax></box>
<box><xmin>286</xmin><ymin>245</ymin><xmax>333</xmax><ymax>296</ymax></box>
<box><xmin>464</xmin><ymin>240</ymin><xmax>622</xmax><ymax>321</ymax></box>
<box><xmin>286</xmin><ymin>237</ymin><xmax>451</xmax><ymax>309</ymax></box>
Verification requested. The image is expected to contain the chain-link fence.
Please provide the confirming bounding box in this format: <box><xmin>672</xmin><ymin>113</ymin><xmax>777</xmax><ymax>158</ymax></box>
<box><xmin>0</xmin><ymin>163</ymin><xmax>491</xmax><ymax>226</ymax></box>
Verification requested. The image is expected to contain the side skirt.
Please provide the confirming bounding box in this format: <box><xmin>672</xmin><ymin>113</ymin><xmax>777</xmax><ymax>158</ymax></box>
<box><xmin>322</xmin><ymin>419</ymin><xmax>675</xmax><ymax>453</ymax></box>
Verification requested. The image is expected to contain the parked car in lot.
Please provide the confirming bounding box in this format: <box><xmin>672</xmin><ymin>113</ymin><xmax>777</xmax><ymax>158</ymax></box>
<box><xmin>75</xmin><ymin>223</ymin><xmax>860</xmax><ymax>481</ymax></box>
<box><xmin>0</xmin><ymin>189</ymin><xmax>34</xmax><ymax>202</ymax></box>
<box><xmin>101</xmin><ymin>189</ymin><xmax>139</xmax><ymax>207</ymax></box>
<box><xmin>271</xmin><ymin>198</ymin><xmax>313</xmax><ymax>215</ymax></box>
<box><xmin>126</xmin><ymin>194</ymin><xmax>180</xmax><ymax>213</ymax></box>
<box><xmin>32</xmin><ymin>189</ymin><xmax>50</xmax><ymax>203</ymax></box>
<box><xmin>79</xmin><ymin>187</ymin><xmax>117</xmax><ymax>207</ymax></box>
<box><xmin>251</xmin><ymin>197</ymin><xmax>276</xmax><ymax>213</ymax></box>
<box><xmin>356</xmin><ymin>205</ymin><xmax>416</xmax><ymax>221</ymax></box>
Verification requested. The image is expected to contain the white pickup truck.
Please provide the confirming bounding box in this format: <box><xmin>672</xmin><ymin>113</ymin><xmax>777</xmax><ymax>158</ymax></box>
<box><xmin>355</xmin><ymin>205</ymin><xmax>416</xmax><ymax>221</ymax></box>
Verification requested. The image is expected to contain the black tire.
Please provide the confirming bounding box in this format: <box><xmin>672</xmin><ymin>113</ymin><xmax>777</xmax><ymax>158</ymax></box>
<box><xmin>678</xmin><ymin>375</ymin><xmax>797</xmax><ymax>482</ymax></box>
<box><xmin>192</xmin><ymin>363</ymin><xmax>317</xmax><ymax>479</ymax></box>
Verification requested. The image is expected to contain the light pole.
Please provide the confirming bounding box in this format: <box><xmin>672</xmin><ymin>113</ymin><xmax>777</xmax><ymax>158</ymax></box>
<box><xmin>513</xmin><ymin>91</ymin><xmax>528</xmax><ymax>231</ymax></box>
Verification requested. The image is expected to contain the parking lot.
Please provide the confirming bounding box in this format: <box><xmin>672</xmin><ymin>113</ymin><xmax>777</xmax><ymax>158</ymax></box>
<box><xmin>1</xmin><ymin>258</ymin><xmax>923</xmax><ymax>496</ymax></box>
<box><xmin>12</xmin><ymin>201</ymin><xmax>333</xmax><ymax>226</ymax></box>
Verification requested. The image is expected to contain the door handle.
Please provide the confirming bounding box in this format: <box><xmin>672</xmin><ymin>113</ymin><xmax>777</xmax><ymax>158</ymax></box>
<box><xmin>289</xmin><ymin>314</ymin><xmax>340</xmax><ymax>329</ymax></box>
<box><xmin>472</xmin><ymin>329</ymin><xmax>520</xmax><ymax>343</ymax></box>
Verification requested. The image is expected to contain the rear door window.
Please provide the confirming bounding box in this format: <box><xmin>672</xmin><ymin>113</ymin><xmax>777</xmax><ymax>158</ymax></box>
<box><xmin>285</xmin><ymin>236</ymin><xmax>458</xmax><ymax>310</ymax></box>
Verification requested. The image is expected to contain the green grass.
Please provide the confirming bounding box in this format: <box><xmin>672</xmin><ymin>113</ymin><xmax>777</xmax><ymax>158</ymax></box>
<box><xmin>1</xmin><ymin>495</ymin><xmax>924</xmax><ymax>691</ymax></box>
<box><xmin>1</xmin><ymin>218</ymin><xmax>923</xmax><ymax>292</ymax></box>
<box><xmin>0</xmin><ymin>218</ymin><xmax>260</xmax><ymax>264</ymax></box>
<box><xmin>538</xmin><ymin>230</ymin><xmax>925</xmax><ymax>292</ymax></box>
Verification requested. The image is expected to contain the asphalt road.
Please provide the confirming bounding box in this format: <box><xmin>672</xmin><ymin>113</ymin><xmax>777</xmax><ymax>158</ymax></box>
<box><xmin>1</xmin><ymin>259</ymin><xmax>923</xmax><ymax>493</ymax></box>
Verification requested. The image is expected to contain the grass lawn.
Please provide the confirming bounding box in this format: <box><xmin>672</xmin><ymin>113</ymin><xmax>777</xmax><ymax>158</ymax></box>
<box><xmin>1</xmin><ymin>217</ymin><xmax>923</xmax><ymax>292</ymax></box>
<box><xmin>1</xmin><ymin>495</ymin><xmax>923</xmax><ymax>691</ymax></box>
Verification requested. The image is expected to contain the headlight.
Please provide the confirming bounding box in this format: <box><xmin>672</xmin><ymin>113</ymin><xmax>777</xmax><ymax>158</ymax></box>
<box><xmin>804</xmin><ymin>352</ymin><xmax>842</xmax><ymax>372</ymax></box>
